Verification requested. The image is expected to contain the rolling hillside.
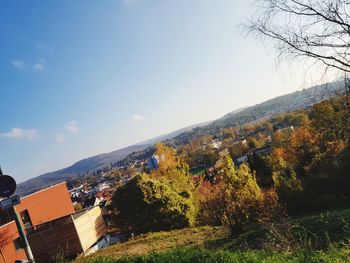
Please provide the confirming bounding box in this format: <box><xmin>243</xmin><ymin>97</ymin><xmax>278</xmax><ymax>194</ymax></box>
<box><xmin>16</xmin><ymin>144</ymin><xmax>150</xmax><ymax>196</ymax></box>
<box><xmin>171</xmin><ymin>80</ymin><xmax>344</xmax><ymax>145</ymax></box>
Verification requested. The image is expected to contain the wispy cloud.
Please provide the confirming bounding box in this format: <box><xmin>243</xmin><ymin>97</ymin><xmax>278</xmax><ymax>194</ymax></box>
<box><xmin>55</xmin><ymin>133</ymin><xmax>65</xmax><ymax>143</ymax></box>
<box><xmin>36</xmin><ymin>43</ymin><xmax>55</xmax><ymax>53</ymax></box>
<box><xmin>65</xmin><ymin>121</ymin><xmax>79</xmax><ymax>133</ymax></box>
<box><xmin>12</xmin><ymin>60</ymin><xmax>25</xmax><ymax>69</ymax></box>
<box><xmin>0</xmin><ymin>128</ymin><xmax>38</xmax><ymax>140</ymax></box>
<box><xmin>131</xmin><ymin>114</ymin><xmax>144</xmax><ymax>123</ymax></box>
<box><xmin>33</xmin><ymin>63</ymin><xmax>44</xmax><ymax>71</ymax></box>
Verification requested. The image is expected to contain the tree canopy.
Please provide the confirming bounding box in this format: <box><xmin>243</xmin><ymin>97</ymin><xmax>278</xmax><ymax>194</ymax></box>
<box><xmin>112</xmin><ymin>143</ymin><xmax>197</xmax><ymax>232</ymax></box>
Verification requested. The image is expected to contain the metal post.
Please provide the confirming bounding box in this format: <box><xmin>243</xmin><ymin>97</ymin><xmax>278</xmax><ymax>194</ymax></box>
<box><xmin>11</xmin><ymin>207</ymin><xmax>35</xmax><ymax>263</ymax></box>
<box><xmin>0</xmin><ymin>166</ymin><xmax>35</xmax><ymax>263</ymax></box>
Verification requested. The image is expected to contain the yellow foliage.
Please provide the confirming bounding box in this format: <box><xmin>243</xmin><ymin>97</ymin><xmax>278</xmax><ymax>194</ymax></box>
<box><xmin>212</xmin><ymin>152</ymin><xmax>264</xmax><ymax>232</ymax></box>
<box><xmin>151</xmin><ymin>143</ymin><xmax>195</xmax><ymax>199</ymax></box>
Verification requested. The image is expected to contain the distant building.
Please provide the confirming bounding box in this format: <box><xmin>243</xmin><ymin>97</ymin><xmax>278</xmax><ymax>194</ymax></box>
<box><xmin>254</xmin><ymin>145</ymin><xmax>273</xmax><ymax>155</ymax></box>
<box><xmin>273</xmin><ymin>123</ymin><xmax>294</xmax><ymax>133</ymax></box>
<box><xmin>235</xmin><ymin>155</ymin><xmax>249</xmax><ymax>165</ymax></box>
<box><xmin>233</xmin><ymin>136</ymin><xmax>247</xmax><ymax>145</ymax></box>
<box><xmin>93</xmin><ymin>182</ymin><xmax>110</xmax><ymax>193</ymax></box>
<box><xmin>147</xmin><ymin>155</ymin><xmax>159</xmax><ymax>171</ymax></box>
<box><xmin>211</xmin><ymin>139</ymin><xmax>222</xmax><ymax>149</ymax></box>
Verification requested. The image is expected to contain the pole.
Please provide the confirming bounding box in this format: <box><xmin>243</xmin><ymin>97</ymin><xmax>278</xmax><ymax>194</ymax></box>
<box><xmin>11</xmin><ymin>207</ymin><xmax>35</xmax><ymax>263</ymax></box>
<box><xmin>0</xmin><ymin>166</ymin><xmax>35</xmax><ymax>263</ymax></box>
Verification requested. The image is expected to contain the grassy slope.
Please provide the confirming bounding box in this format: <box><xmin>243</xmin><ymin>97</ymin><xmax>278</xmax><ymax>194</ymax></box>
<box><xmin>84</xmin><ymin>247</ymin><xmax>350</xmax><ymax>263</ymax></box>
<box><xmin>76</xmin><ymin>209</ymin><xmax>350</xmax><ymax>263</ymax></box>
<box><xmin>75</xmin><ymin>226</ymin><xmax>229</xmax><ymax>262</ymax></box>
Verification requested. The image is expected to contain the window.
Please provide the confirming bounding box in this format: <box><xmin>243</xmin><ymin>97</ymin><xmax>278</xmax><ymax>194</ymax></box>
<box><xmin>13</xmin><ymin>238</ymin><xmax>22</xmax><ymax>251</ymax></box>
<box><xmin>20</xmin><ymin>210</ymin><xmax>33</xmax><ymax>230</ymax></box>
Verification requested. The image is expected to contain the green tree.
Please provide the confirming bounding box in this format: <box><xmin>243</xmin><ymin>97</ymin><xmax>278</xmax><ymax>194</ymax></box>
<box><xmin>214</xmin><ymin>152</ymin><xmax>263</xmax><ymax>233</ymax></box>
<box><xmin>112</xmin><ymin>173</ymin><xmax>197</xmax><ymax>232</ymax></box>
<box><xmin>152</xmin><ymin>143</ymin><xmax>195</xmax><ymax>194</ymax></box>
<box><xmin>108</xmin><ymin>168</ymin><xmax>123</xmax><ymax>181</ymax></box>
<box><xmin>113</xmin><ymin>143</ymin><xmax>198</xmax><ymax>232</ymax></box>
<box><xmin>312</xmin><ymin>98</ymin><xmax>350</xmax><ymax>143</ymax></box>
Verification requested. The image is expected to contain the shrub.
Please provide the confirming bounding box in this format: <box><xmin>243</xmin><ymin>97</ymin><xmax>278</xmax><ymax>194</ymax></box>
<box><xmin>113</xmin><ymin>173</ymin><xmax>197</xmax><ymax>232</ymax></box>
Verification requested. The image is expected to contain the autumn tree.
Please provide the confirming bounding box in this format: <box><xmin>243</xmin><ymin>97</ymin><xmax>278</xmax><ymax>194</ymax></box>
<box><xmin>152</xmin><ymin>143</ymin><xmax>194</xmax><ymax>192</ymax></box>
<box><xmin>268</xmin><ymin>104</ymin><xmax>350</xmax><ymax>214</ymax></box>
<box><xmin>221</xmin><ymin>127</ymin><xmax>236</xmax><ymax>139</ymax></box>
<box><xmin>213</xmin><ymin>151</ymin><xmax>263</xmax><ymax>233</ymax></box>
<box><xmin>113</xmin><ymin>143</ymin><xmax>197</xmax><ymax>232</ymax></box>
<box><xmin>108</xmin><ymin>168</ymin><xmax>123</xmax><ymax>181</ymax></box>
<box><xmin>312</xmin><ymin>98</ymin><xmax>350</xmax><ymax>143</ymax></box>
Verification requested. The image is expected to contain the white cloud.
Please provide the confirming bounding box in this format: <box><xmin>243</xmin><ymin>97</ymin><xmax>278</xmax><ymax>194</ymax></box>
<box><xmin>33</xmin><ymin>63</ymin><xmax>44</xmax><ymax>70</ymax></box>
<box><xmin>131</xmin><ymin>114</ymin><xmax>144</xmax><ymax>123</ymax></box>
<box><xmin>0</xmin><ymin>128</ymin><xmax>38</xmax><ymax>140</ymax></box>
<box><xmin>55</xmin><ymin>133</ymin><xmax>65</xmax><ymax>143</ymax></box>
<box><xmin>12</xmin><ymin>60</ymin><xmax>25</xmax><ymax>69</ymax></box>
<box><xmin>65</xmin><ymin>121</ymin><xmax>79</xmax><ymax>133</ymax></box>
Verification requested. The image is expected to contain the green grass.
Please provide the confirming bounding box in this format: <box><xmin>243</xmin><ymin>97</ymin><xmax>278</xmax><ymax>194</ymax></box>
<box><xmin>76</xmin><ymin>208</ymin><xmax>350</xmax><ymax>263</ymax></box>
<box><xmin>75</xmin><ymin>226</ymin><xmax>229</xmax><ymax>263</ymax></box>
<box><xmin>84</xmin><ymin>245</ymin><xmax>350</xmax><ymax>263</ymax></box>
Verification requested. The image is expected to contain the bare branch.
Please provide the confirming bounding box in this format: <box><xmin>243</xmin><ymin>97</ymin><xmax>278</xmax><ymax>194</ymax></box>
<box><xmin>247</xmin><ymin>0</ymin><xmax>350</xmax><ymax>73</ymax></box>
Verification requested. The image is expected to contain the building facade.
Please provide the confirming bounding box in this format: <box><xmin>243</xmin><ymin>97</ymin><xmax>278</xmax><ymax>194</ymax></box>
<box><xmin>0</xmin><ymin>182</ymin><xmax>75</xmax><ymax>263</ymax></box>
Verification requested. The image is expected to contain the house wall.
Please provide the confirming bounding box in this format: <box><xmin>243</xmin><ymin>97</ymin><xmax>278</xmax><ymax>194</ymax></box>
<box><xmin>26</xmin><ymin>216</ymin><xmax>83</xmax><ymax>263</ymax></box>
<box><xmin>73</xmin><ymin>206</ymin><xmax>107</xmax><ymax>252</ymax></box>
<box><xmin>0</xmin><ymin>222</ymin><xmax>27</xmax><ymax>263</ymax></box>
<box><xmin>26</xmin><ymin>206</ymin><xmax>107</xmax><ymax>262</ymax></box>
<box><xmin>0</xmin><ymin>182</ymin><xmax>75</xmax><ymax>263</ymax></box>
<box><xmin>16</xmin><ymin>182</ymin><xmax>75</xmax><ymax>226</ymax></box>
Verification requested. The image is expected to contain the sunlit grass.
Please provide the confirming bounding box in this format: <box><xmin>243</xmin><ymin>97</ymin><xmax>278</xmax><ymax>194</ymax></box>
<box><xmin>75</xmin><ymin>208</ymin><xmax>350</xmax><ymax>263</ymax></box>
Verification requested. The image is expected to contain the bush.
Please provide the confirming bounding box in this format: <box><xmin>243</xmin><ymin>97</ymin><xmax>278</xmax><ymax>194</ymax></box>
<box><xmin>197</xmin><ymin>182</ymin><xmax>227</xmax><ymax>226</ymax></box>
<box><xmin>113</xmin><ymin>174</ymin><xmax>197</xmax><ymax>232</ymax></box>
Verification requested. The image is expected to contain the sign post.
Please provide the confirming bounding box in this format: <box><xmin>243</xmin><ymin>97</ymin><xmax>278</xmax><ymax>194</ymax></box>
<box><xmin>0</xmin><ymin>166</ymin><xmax>35</xmax><ymax>263</ymax></box>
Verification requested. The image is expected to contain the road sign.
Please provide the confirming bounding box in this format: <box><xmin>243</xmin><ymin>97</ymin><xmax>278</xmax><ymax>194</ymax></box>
<box><xmin>0</xmin><ymin>175</ymin><xmax>17</xmax><ymax>197</ymax></box>
<box><xmin>0</xmin><ymin>195</ymin><xmax>20</xmax><ymax>209</ymax></box>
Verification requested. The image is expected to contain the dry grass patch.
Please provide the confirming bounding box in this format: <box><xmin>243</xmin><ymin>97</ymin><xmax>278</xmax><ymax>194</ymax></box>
<box><xmin>75</xmin><ymin>226</ymin><xmax>228</xmax><ymax>263</ymax></box>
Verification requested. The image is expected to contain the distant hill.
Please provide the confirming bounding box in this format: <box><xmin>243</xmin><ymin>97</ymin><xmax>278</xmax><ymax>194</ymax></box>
<box><xmin>16</xmin><ymin>144</ymin><xmax>151</xmax><ymax>196</ymax></box>
<box><xmin>16</xmin><ymin>123</ymin><xmax>213</xmax><ymax>196</ymax></box>
<box><xmin>137</xmin><ymin>120</ymin><xmax>213</xmax><ymax>145</ymax></box>
<box><xmin>17</xmin><ymin>80</ymin><xmax>345</xmax><ymax>196</ymax></box>
<box><xmin>171</xmin><ymin>80</ymin><xmax>344</xmax><ymax>145</ymax></box>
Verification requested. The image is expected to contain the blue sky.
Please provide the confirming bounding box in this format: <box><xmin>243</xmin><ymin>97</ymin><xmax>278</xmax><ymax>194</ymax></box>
<box><xmin>0</xmin><ymin>0</ymin><xmax>331</xmax><ymax>182</ymax></box>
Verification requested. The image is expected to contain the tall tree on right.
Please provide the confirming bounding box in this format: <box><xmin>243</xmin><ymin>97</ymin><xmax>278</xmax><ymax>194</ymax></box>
<box><xmin>247</xmin><ymin>0</ymin><xmax>350</xmax><ymax>78</ymax></box>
